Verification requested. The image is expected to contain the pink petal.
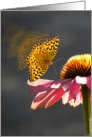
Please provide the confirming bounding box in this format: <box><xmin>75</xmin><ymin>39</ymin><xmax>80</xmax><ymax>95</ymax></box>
<box><xmin>51</xmin><ymin>79</ymin><xmax>72</xmax><ymax>89</ymax></box>
<box><xmin>62</xmin><ymin>92</ymin><xmax>69</xmax><ymax>104</ymax></box>
<box><xmin>28</xmin><ymin>79</ymin><xmax>55</xmax><ymax>94</ymax></box>
<box><xmin>86</xmin><ymin>75</ymin><xmax>91</xmax><ymax>89</ymax></box>
<box><xmin>69</xmin><ymin>99</ymin><xmax>75</xmax><ymax>106</ymax></box>
<box><xmin>75</xmin><ymin>75</ymin><xmax>91</xmax><ymax>89</ymax></box>
<box><xmin>51</xmin><ymin>82</ymin><xmax>61</xmax><ymax>89</ymax></box>
<box><xmin>27</xmin><ymin>79</ymin><xmax>54</xmax><ymax>86</ymax></box>
<box><xmin>33</xmin><ymin>91</ymin><xmax>46</xmax><ymax>102</ymax></box>
<box><xmin>75</xmin><ymin>76</ymin><xmax>87</xmax><ymax>84</ymax></box>
<box><xmin>31</xmin><ymin>101</ymin><xmax>41</xmax><ymax>110</ymax></box>
<box><xmin>31</xmin><ymin>88</ymin><xmax>58</xmax><ymax>110</ymax></box>
<box><xmin>68</xmin><ymin>94</ymin><xmax>72</xmax><ymax>102</ymax></box>
<box><xmin>62</xmin><ymin>79</ymin><xmax>73</xmax><ymax>92</ymax></box>
<box><xmin>69</xmin><ymin>79</ymin><xmax>81</xmax><ymax>98</ymax></box>
<box><xmin>68</xmin><ymin>92</ymin><xmax>82</xmax><ymax>107</ymax></box>
<box><xmin>28</xmin><ymin>85</ymin><xmax>50</xmax><ymax>94</ymax></box>
<box><xmin>45</xmin><ymin>88</ymin><xmax>65</xmax><ymax>108</ymax></box>
<box><xmin>72</xmin><ymin>92</ymin><xmax>82</xmax><ymax>107</ymax></box>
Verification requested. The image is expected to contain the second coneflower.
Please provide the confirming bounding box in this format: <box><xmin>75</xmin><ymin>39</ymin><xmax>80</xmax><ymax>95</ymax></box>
<box><xmin>27</xmin><ymin>54</ymin><xmax>91</xmax><ymax>135</ymax></box>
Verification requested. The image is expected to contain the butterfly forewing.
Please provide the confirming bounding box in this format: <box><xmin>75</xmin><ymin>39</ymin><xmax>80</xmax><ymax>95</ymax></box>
<box><xmin>44</xmin><ymin>35</ymin><xmax>59</xmax><ymax>60</ymax></box>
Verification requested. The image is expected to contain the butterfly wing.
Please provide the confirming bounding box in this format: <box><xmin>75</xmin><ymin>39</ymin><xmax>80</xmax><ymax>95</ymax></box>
<box><xmin>26</xmin><ymin>54</ymin><xmax>48</xmax><ymax>81</ymax></box>
<box><xmin>26</xmin><ymin>35</ymin><xmax>59</xmax><ymax>81</ymax></box>
<box><xmin>30</xmin><ymin>35</ymin><xmax>59</xmax><ymax>61</ymax></box>
<box><xmin>44</xmin><ymin>35</ymin><xmax>59</xmax><ymax>60</ymax></box>
<box><xmin>31</xmin><ymin>42</ymin><xmax>45</xmax><ymax>54</ymax></box>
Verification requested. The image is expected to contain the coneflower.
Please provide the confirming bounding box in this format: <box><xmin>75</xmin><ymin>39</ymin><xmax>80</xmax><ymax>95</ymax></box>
<box><xmin>27</xmin><ymin>54</ymin><xmax>91</xmax><ymax>136</ymax></box>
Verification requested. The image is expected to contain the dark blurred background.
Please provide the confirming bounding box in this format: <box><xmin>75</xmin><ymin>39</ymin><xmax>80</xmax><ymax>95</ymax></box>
<box><xmin>1</xmin><ymin>11</ymin><xmax>91</xmax><ymax>136</ymax></box>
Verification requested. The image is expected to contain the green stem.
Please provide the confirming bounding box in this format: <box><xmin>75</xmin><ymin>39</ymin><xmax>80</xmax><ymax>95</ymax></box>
<box><xmin>81</xmin><ymin>84</ymin><xmax>91</xmax><ymax>136</ymax></box>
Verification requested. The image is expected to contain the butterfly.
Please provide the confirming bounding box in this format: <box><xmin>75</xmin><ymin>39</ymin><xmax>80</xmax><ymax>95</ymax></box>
<box><xmin>26</xmin><ymin>35</ymin><xmax>59</xmax><ymax>81</ymax></box>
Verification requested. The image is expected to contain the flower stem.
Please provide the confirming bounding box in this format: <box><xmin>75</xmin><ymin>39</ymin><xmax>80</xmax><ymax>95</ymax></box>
<box><xmin>81</xmin><ymin>84</ymin><xmax>91</xmax><ymax>136</ymax></box>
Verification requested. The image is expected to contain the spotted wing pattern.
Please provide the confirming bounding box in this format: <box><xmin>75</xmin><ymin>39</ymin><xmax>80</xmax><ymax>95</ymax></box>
<box><xmin>26</xmin><ymin>54</ymin><xmax>48</xmax><ymax>81</ymax></box>
<box><xmin>44</xmin><ymin>35</ymin><xmax>59</xmax><ymax>60</ymax></box>
<box><xmin>26</xmin><ymin>35</ymin><xmax>59</xmax><ymax>81</ymax></box>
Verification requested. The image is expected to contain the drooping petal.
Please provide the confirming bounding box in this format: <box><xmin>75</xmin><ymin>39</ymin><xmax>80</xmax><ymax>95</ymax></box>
<box><xmin>27</xmin><ymin>79</ymin><xmax>54</xmax><ymax>86</ymax></box>
<box><xmin>68</xmin><ymin>94</ymin><xmax>72</xmax><ymax>102</ymax></box>
<box><xmin>28</xmin><ymin>79</ymin><xmax>55</xmax><ymax>94</ymax></box>
<box><xmin>31</xmin><ymin>88</ymin><xmax>58</xmax><ymax>110</ymax></box>
<box><xmin>72</xmin><ymin>92</ymin><xmax>82</xmax><ymax>107</ymax></box>
<box><xmin>69</xmin><ymin>79</ymin><xmax>81</xmax><ymax>98</ymax></box>
<box><xmin>62</xmin><ymin>79</ymin><xmax>73</xmax><ymax>92</ymax></box>
<box><xmin>51</xmin><ymin>79</ymin><xmax>71</xmax><ymax>89</ymax></box>
<box><xmin>68</xmin><ymin>91</ymin><xmax>82</xmax><ymax>107</ymax></box>
<box><xmin>51</xmin><ymin>82</ymin><xmax>61</xmax><ymax>89</ymax></box>
<box><xmin>86</xmin><ymin>75</ymin><xmax>91</xmax><ymax>89</ymax></box>
<box><xmin>45</xmin><ymin>88</ymin><xmax>65</xmax><ymax>108</ymax></box>
<box><xmin>69</xmin><ymin>99</ymin><xmax>75</xmax><ymax>106</ymax></box>
<box><xmin>33</xmin><ymin>91</ymin><xmax>46</xmax><ymax>102</ymax></box>
<box><xmin>28</xmin><ymin>85</ymin><xmax>50</xmax><ymax>94</ymax></box>
<box><xmin>31</xmin><ymin>101</ymin><xmax>41</xmax><ymax>110</ymax></box>
<box><xmin>62</xmin><ymin>92</ymin><xmax>69</xmax><ymax>105</ymax></box>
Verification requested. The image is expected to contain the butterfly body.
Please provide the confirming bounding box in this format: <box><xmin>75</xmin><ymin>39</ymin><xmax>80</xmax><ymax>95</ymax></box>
<box><xmin>26</xmin><ymin>35</ymin><xmax>59</xmax><ymax>81</ymax></box>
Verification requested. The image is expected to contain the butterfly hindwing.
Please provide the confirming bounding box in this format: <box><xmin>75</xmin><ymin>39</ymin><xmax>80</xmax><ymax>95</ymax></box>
<box><xmin>28</xmin><ymin>61</ymin><xmax>48</xmax><ymax>81</ymax></box>
<box><xmin>26</xmin><ymin>54</ymin><xmax>48</xmax><ymax>81</ymax></box>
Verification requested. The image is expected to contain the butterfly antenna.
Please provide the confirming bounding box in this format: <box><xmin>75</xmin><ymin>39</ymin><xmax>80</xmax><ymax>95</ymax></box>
<box><xmin>52</xmin><ymin>57</ymin><xmax>63</xmax><ymax>77</ymax></box>
<box><xmin>52</xmin><ymin>63</ymin><xmax>58</xmax><ymax>76</ymax></box>
<box><xmin>53</xmin><ymin>57</ymin><xmax>63</xmax><ymax>64</ymax></box>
